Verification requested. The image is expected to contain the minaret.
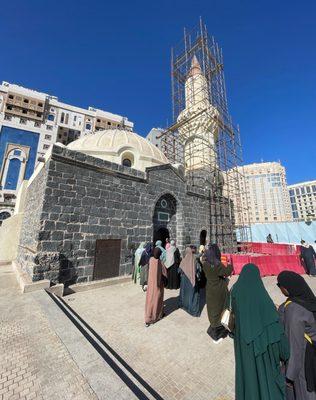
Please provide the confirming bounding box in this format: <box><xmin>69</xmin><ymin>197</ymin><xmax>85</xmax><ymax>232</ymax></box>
<box><xmin>177</xmin><ymin>56</ymin><xmax>219</xmax><ymax>187</ymax></box>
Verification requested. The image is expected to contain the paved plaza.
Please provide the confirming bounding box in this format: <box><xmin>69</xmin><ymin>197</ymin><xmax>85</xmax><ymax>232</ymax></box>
<box><xmin>1</xmin><ymin>263</ymin><xmax>316</xmax><ymax>400</ymax></box>
<box><xmin>0</xmin><ymin>264</ymin><xmax>97</xmax><ymax>400</ymax></box>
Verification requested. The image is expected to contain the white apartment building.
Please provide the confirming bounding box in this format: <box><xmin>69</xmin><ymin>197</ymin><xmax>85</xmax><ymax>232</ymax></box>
<box><xmin>146</xmin><ymin>128</ymin><xmax>164</xmax><ymax>150</ymax></box>
<box><xmin>146</xmin><ymin>128</ymin><xmax>184</xmax><ymax>164</ymax></box>
<box><xmin>288</xmin><ymin>180</ymin><xmax>316</xmax><ymax>221</ymax></box>
<box><xmin>0</xmin><ymin>81</ymin><xmax>133</xmax><ymax>222</ymax></box>
<box><xmin>233</xmin><ymin>161</ymin><xmax>293</xmax><ymax>225</ymax></box>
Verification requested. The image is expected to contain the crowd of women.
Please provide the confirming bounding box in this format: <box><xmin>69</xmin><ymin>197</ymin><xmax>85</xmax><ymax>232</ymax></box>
<box><xmin>132</xmin><ymin>240</ymin><xmax>316</xmax><ymax>400</ymax></box>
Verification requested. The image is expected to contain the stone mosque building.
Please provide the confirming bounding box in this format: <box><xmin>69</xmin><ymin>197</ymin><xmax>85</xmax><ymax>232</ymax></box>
<box><xmin>1</xmin><ymin>57</ymin><xmax>234</xmax><ymax>286</ymax></box>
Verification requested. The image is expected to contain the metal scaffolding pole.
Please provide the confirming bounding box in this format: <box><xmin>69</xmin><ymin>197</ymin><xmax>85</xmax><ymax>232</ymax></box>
<box><xmin>158</xmin><ymin>20</ymin><xmax>251</xmax><ymax>252</ymax></box>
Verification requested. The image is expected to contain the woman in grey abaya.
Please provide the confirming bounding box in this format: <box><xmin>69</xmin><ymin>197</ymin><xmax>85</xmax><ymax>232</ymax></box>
<box><xmin>278</xmin><ymin>271</ymin><xmax>316</xmax><ymax>400</ymax></box>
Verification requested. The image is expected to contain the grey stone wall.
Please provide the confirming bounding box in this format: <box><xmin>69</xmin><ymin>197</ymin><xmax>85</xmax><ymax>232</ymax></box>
<box><xmin>18</xmin><ymin>145</ymin><xmax>234</xmax><ymax>284</ymax></box>
<box><xmin>17</xmin><ymin>163</ymin><xmax>48</xmax><ymax>278</ymax></box>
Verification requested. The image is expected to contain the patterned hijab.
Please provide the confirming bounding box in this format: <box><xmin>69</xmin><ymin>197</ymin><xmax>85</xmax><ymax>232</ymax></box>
<box><xmin>179</xmin><ymin>247</ymin><xmax>195</xmax><ymax>286</ymax></box>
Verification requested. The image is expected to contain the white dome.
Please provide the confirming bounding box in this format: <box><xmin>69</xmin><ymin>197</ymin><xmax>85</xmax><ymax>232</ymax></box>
<box><xmin>67</xmin><ymin>128</ymin><xmax>169</xmax><ymax>171</ymax></box>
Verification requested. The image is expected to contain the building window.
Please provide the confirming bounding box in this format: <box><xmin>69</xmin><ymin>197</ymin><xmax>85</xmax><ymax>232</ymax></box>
<box><xmin>20</xmin><ymin>118</ymin><xmax>27</xmax><ymax>124</ymax></box>
<box><xmin>4</xmin><ymin>115</ymin><xmax>12</xmax><ymax>121</ymax></box>
<box><xmin>74</xmin><ymin>116</ymin><xmax>77</xmax><ymax>122</ymax></box>
<box><xmin>38</xmin><ymin>102</ymin><xmax>43</xmax><ymax>107</ymax></box>
<box><xmin>58</xmin><ymin>134</ymin><xmax>62</xmax><ymax>139</ymax></box>
<box><xmin>46</xmin><ymin>125</ymin><xmax>53</xmax><ymax>131</ymax></box>
<box><xmin>4</xmin><ymin>158</ymin><xmax>22</xmax><ymax>190</ymax></box>
<box><xmin>34</xmin><ymin>121</ymin><xmax>41</xmax><ymax>127</ymax></box>
<box><xmin>8</xmin><ymin>95</ymin><xmax>14</xmax><ymax>99</ymax></box>
<box><xmin>289</xmin><ymin>189</ymin><xmax>294</xmax><ymax>196</ymax></box>
<box><xmin>47</xmin><ymin>114</ymin><xmax>54</xmax><ymax>121</ymax></box>
<box><xmin>6</xmin><ymin>105</ymin><xmax>12</xmax><ymax>110</ymax></box>
<box><xmin>36</xmin><ymin>112</ymin><xmax>41</xmax><ymax>117</ymax></box>
<box><xmin>0</xmin><ymin>211</ymin><xmax>11</xmax><ymax>225</ymax></box>
<box><xmin>307</xmin><ymin>186</ymin><xmax>311</xmax><ymax>193</ymax></box>
<box><xmin>85</xmin><ymin>123</ymin><xmax>91</xmax><ymax>130</ymax></box>
<box><xmin>121</xmin><ymin>151</ymin><xmax>134</xmax><ymax>168</ymax></box>
<box><xmin>43</xmin><ymin>144</ymin><xmax>50</xmax><ymax>150</ymax></box>
<box><xmin>45</xmin><ymin>135</ymin><xmax>52</xmax><ymax>140</ymax></box>
<box><xmin>60</xmin><ymin>112</ymin><xmax>65</xmax><ymax>123</ymax></box>
<box><xmin>23</xmin><ymin>98</ymin><xmax>29</xmax><ymax>104</ymax></box>
<box><xmin>65</xmin><ymin>114</ymin><xmax>69</xmax><ymax>124</ymax></box>
<box><xmin>22</xmin><ymin>109</ymin><xmax>27</xmax><ymax>114</ymax></box>
<box><xmin>97</xmin><ymin>119</ymin><xmax>101</xmax><ymax>123</ymax></box>
<box><xmin>122</xmin><ymin>158</ymin><xmax>132</xmax><ymax>167</ymax></box>
<box><xmin>107</xmin><ymin>122</ymin><xmax>111</xmax><ymax>125</ymax></box>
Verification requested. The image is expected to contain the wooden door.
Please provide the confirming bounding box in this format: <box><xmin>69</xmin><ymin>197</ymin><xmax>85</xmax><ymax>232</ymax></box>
<box><xmin>93</xmin><ymin>239</ymin><xmax>121</xmax><ymax>280</ymax></box>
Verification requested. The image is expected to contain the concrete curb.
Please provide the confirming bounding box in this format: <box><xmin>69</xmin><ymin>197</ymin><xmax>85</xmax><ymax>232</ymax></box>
<box><xmin>68</xmin><ymin>275</ymin><xmax>131</xmax><ymax>293</ymax></box>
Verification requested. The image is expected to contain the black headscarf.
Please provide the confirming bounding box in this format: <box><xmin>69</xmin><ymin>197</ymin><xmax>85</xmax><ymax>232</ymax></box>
<box><xmin>153</xmin><ymin>247</ymin><xmax>162</xmax><ymax>260</ymax></box>
<box><xmin>205</xmin><ymin>243</ymin><xmax>221</xmax><ymax>267</ymax></box>
<box><xmin>277</xmin><ymin>271</ymin><xmax>316</xmax><ymax>317</ymax></box>
<box><xmin>278</xmin><ymin>271</ymin><xmax>316</xmax><ymax>393</ymax></box>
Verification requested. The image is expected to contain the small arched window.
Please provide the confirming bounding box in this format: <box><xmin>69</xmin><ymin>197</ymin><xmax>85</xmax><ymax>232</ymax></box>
<box><xmin>121</xmin><ymin>151</ymin><xmax>134</xmax><ymax>168</ymax></box>
<box><xmin>122</xmin><ymin>158</ymin><xmax>132</xmax><ymax>168</ymax></box>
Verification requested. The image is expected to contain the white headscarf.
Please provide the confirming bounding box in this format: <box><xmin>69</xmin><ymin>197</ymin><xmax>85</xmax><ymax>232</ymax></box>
<box><xmin>165</xmin><ymin>240</ymin><xmax>177</xmax><ymax>268</ymax></box>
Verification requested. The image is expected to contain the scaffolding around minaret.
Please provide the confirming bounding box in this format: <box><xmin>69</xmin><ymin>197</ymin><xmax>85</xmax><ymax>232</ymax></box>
<box><xmin>158</xmin><ymin>19</ymin><xmax>251</xmax><ymax>251</ymax></box>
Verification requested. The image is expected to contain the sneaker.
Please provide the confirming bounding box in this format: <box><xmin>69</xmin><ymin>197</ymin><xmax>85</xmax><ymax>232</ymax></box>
<box><xmin>212</xmin><ymin>338</ymin><xmax>223</xmax><ymax>344</ymax></box>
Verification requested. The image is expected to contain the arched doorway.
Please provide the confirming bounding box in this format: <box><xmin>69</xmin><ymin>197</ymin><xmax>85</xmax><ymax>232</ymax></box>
<box><xmin>153</xmin><ymin>227</ymin><xmax>170</xmax><ymax>247</ymax></box>
<box><xmin>153</xmin><ymin>194</ymin><xmax>177</xmax><ymax>248</ymax></box>
<box><xmin>200</xmin><ymin>230</ymin><xmax>207</xmax><ymax>246</ymax></box>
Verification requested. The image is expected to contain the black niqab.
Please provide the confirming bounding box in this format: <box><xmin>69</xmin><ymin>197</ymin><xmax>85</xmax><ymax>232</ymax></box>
<box><xmin>277</xmin><ymin>271</ymin><xmax>316</xmax><ymax>317</ymax></box>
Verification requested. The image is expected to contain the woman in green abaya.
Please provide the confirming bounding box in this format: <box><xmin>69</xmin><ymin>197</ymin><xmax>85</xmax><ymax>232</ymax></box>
<box><xmin>232</xmin><ymin>263</ymin><xmax>290</xmax><ymax>400</ymax></box>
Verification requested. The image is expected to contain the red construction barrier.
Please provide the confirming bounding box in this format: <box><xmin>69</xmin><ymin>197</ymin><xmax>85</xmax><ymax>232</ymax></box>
<box><xmin>242</xmin><ymin>242</ymin><xmax>299</xmax><ymax>256</ymax></box>
<box><xmin>223</xmin><ymin>253</ymin><xmax>305</xmax><ymax>276</ymax></box>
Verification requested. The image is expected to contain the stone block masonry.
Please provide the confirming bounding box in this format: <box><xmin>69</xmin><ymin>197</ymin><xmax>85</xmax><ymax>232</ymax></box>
<box><xmin>17</xmin><ymin>145</ymin><xmax>233</xmax><ymax>285</ymax></box>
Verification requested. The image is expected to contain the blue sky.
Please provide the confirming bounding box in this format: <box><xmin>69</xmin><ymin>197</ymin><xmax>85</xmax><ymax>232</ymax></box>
<box><xmin>1</xmin><ymin>0</ymin><xmax>315</xmax><ymax>184</ymax></box>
